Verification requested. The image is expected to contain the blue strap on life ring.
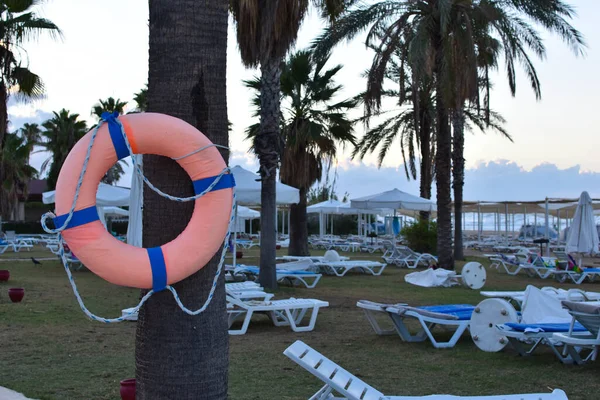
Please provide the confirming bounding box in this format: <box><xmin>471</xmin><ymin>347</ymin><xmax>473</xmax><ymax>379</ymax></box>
<box><xmin>53</xmin><ymin>206</ymin><xmax>100</xmax><ymax>230</ymax></box>
<box><xmin>102</xmin><ymin>111</ymin><xmax>130</xmax><ymax>160</ymax></box>
<box><xmin>193</xmin><ymin>173</ymin><xmax>235</xmax><ymax>195</ymax></box>
<box><xmin>147</xmin><ymin>247</ymin><xmax>167</xmax><ymax>292</ymax></box>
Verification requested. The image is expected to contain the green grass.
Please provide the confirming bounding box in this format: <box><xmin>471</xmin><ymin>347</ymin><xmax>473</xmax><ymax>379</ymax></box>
<box><xmin>1</xmin><ymin>246</ymin><xmax>599</xmax><ymax>399</ymax></box>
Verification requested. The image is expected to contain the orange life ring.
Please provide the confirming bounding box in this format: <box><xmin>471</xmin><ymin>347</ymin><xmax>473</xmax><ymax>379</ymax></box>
<box><xmin>53</xmin><ymin>113</ymin><xmax>234</xmax><ymax>290</ymax></box>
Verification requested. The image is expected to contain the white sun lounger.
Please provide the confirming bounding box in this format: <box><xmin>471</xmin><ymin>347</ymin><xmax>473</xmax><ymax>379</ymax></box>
<box><xmin>382</xmin><ymin>244</ymin><xmax>436</xmax><ymax>269</ymax></box>
<box><xmin>553</xmin><ymin>268</ymin><xmax>600</xmax><ymax>285</ymax></box>
<box><xmin>0</xmin><ymin>241</ymin><xmax>9</xmax><ymax>254</ymax></box>
<box><xmin>227</xmin><ymin>295</ymin><xmax>328</xmax><ymax>335</ymax></box>
<box><xmin>284</xmin><ymin>340</ymin><xmax>569</xmax><ymax>400</ymax></box>
<box><xmin>357</xmin><ymin>301</ymin><xmax>474</xmax><ymax>348</ymax></box>
<box><xmin>496</xmin><ymin>321</ymin><xmax>589</xmax><ymax>363</ymax></box>
<box><xmin>277</xmin><ymin>255</ymin><xmax>350</xmax><ymax>262</ymax></box>
<box><xmin>552</xmin><ymin>301</ymin><xmax>600</xmax><ymax>364</ymax></box>
<box><xmin>481</xmin><ymin>288</ymin><xmax>600</xmax><ymax>308</ymax></box>
<box><xmin>234</xmin><ymin>265</ymin><xmax>322</xmax><ymax>289</ymax></box>
<box><xmin>2</xmin><ymin>234</ymin><xmax>33</xmax><ymax>253</ymax></box>
<box><xmin>316</xmin><ymin>260</ymin><xmax>387</xmax><ymax>277</ymax></box>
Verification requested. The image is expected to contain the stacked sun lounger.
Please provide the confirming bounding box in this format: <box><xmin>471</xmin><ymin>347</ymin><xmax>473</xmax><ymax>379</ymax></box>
<box><xmin>233</xmin><ymin>260</ymin><xmax>322</xmax><ymax>288</ymax></box>
<box><xmin>381</xmin><ymin>242</ymin><xmax>437</xmax><ymax>268</ymax></box>
<box><xmin>226</xmin><ymin>282</ymin><xmax>329</xmax><ymax>335</ymax></box>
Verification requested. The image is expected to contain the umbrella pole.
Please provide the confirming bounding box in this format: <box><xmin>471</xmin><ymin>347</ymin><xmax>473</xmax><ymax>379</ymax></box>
<box><xmin>545</xmin><ymin>198</ymin><xmax>550</xmax><ymax>257</ymax></box>
<box><xmin>477</xmin><ymin>204</ymin><xmax>481</xmax><ymax>242</ymax></box>
<box><xmin>233</xmin><ymin>204</ymin><xmax>238</xmax><ymax>268</ymax></box>
<box><xmin>504</xmin><ymin>203</ymin><xmax>508</xmax><ymax>244</ymax></box>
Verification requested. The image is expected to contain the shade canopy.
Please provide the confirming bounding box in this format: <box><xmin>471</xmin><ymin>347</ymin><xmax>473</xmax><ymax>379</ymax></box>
<box><xmin>566</xmin><ymin>191</ymin><xmax>599</xmax><ymax>255</ymax></box>
<box><xmin>230</xmin><ymin>165</ymin><xmax>299</xmax><ymax>205</ymax></box>
<box><xmin>351</xmin><ymin>188</ymin><xmax>435</xmax><ymax>212</ymax></box>
<box><xmin>307</xmin><ymin>199</ymin><xmax>386</xmax><ymax>215</ymax></box>
<box><xmin>43</xmin><ymin>183</ymin><xmax>130</xmax><ymax>207</ymax></box>
<box><xmin>237</xmin><ymin>205</ymin><xmax>260</xmax><ymax>219</ymax></box>
<box><xmin>307</xmin><ymin>200</ymin><xmax>347</xmax><ymax>214</ymax></box>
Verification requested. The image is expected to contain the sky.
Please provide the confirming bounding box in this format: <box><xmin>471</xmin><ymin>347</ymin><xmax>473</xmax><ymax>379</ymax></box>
<box><xmin>12</xmin><ymin>0</ymin><xmax>600</xmax><ymax>202</ymax></box>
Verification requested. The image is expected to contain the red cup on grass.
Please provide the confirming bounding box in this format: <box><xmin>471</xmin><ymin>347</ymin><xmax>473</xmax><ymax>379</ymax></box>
<box><xmin>120</xmin><ymin>378</ymin><xmax>135</xmax><ymax>400</ymax></box>
<box><xmin>236</xmin><ymin>251</ymin><xmax>243</xmax><ymax>259</ymax></box>
<box><xmin>0</xmin><ymin>270</ymin><xmax>9</xmax><ymax>282</ymax></box>
<box><xmin>8</xmin><ymin>288</ymin><xmax>24</xmax><ymax>303</ymax></box>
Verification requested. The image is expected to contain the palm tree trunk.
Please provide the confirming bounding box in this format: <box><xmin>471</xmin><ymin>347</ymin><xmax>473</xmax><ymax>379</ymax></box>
<box><xmin>452</xmin><ymin>108</ymin><xmax>465</xmax><ymax>261</ymax></box>
<box><xmin>0</xmin><ymin>84</ymin><xmax>9</xmax><ymax>220</ymax></box>
<box><xmin>256</xmin><ymin>57</ymin><xmax>282</xmax><ymax>289</ymax></box>
<box><xmin>418</xmin><ymin>105</ymin><xmax>432</xmax><ymax>221</ymax></box>
<box><xmin>0</xmin><ymin>84</ymin><xmax>7</xmax><ymax>149</ymax></box>
<box><xmin>136</xmin><ymin>1</ymin><xmax>229</xmax><ymax>399</ymax></box>
<box><xmin>288</xmin><ymin>187</ymin><xmax>309</xmax><ymax>256</ymax></box>
<box><xmin>433</xmin><ymin>35</ymin><xmax>454</xmax><ymax>270</ymax></box>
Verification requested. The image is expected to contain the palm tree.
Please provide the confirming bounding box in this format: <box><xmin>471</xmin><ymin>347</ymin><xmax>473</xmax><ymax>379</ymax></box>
<box><xmin>39</xmin><ymin>109</ymin><xmax>87</xmax><ymax>190</ymax></box>
<box><xmin>245</xmin><ymin>50</ymin><xmax>357</xmax><ymax>255</ymax></box>
<box><xmin>133</xmin><ymin>85</ymin><xmax>148</xmax><ymax>112</ymax></box>
<box><xmin>352</xmin><ymin>46</ymin><xmax>437</xmax><ymax>207</ymax></box>
<box><xmin>135</xmin><ymin>1</ymin><xmax>229</xmax><ymax>398</ymax></box>
<box><xmin>19</xmin><ymin>122</ymin><xmax>41</xmax><ymax>162</ymax></box>
<box><xmin>91</xmin><ymin>97</ymin><xmax>129</xmax><ymax>184</ymax></box>
<box><xmin>0</xmin><ymin>1</ymin><xmax>61</xmax><ymax>215</ymax></box>
<box><xmin>0</xmin><ymin>0</ymin><xmax>61</xmax><ymax>148</ymax></box>
<box><xmin>91</xmin><ymin>97</ymin><xmax>127</xmax><ymax>119</ymax></box>
<box><xmin>1</xmin><ymin>132</ymin><xmax>36</xmax><ymax>219</ymax></box>
<box><xmin>313</xmin><ymin>0</ymin><xmax>584</xmax><ymax>269</ymax></box>
<box><xmin>230</xmin><ymin>0</ymin><xmax>350</xmax><ymax>288</ymax></box>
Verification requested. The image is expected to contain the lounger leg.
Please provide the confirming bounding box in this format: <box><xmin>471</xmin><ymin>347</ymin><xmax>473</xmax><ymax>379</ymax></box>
<box><xmin>270</xmin><ymin>310</ymin><xmax>291</xmax><ymax>327</ymax></box>
<box><xmin>362</xmin><ymin>309</ymin><xmax>397</xmax><ymax>336</ymax></box>
<box><xmin>506</xmin><ymin>337</ymin><xmax>546</xmax><ymax>357</ymax></box>
<box><xmin>419</xmin><ymin>320</ymin><xmax>469</xmax><ymax>349</ymax></box>
<box><xmin>286</xmin><ymin>307</ymin><xmax>321</xmax><ymax>332</ymax></box>
<box><xmin>309</xmin><ymin>384</ymin><xmax>335</xmax><ymax>400</ymax></box>
<box><xmin>307</xmin><ymin>275</ymin><xmax>321</xmax><ymax>288</ymax></box>
<box><xmin>546</xmin><ymin>341</ymin><xmax>575</xmax><ymax>364</ymax></box>
<box><xmin>229</xmin><ymin>310</ymin><xmax>253</xmax><ymax>335</ymax></box>
<box><xmin>388</xmin><ymin>314</ymin><xmax>428</xmax><ymax>342</ymax></box>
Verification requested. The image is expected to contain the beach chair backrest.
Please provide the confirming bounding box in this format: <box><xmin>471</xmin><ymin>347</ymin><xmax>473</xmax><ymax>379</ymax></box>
<box><xmin>562</xmin><ymin>301</ymin><xmax>600</xmax><ymax>337</ymax></box>
<box><xmin>284</xmin><ymin>340</ymin><xmax>385</xmax><ymax>400</ymax></box>
<box><xmin>570</xmin><ymin>311</ymin><xmax>600</xmax><ymax>337</ymax></box>
<box><xmin>5</xmin><ymin>231</ymin><xmax>16</xmax><ymax>241</ymax></box>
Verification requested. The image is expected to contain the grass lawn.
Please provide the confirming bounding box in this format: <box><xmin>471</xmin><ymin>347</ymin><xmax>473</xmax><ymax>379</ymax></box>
<box><xmin>1</xmin><ymin>246</ymin><xmax>599</xmax><ymax>399</ymax></box>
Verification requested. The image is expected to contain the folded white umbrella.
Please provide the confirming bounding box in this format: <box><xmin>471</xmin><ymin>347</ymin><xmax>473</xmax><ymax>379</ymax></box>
<box><xmin>566</xmin><ymin>191</ymin><xmax>599</xmax><ymax>256</ymax></box>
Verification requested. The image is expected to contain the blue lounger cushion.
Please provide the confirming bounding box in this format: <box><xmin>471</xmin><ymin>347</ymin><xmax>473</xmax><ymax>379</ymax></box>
<box><xmin>417</xmin><ymin>304</ymin><xmax>475</xmax><ymax>320</ymax></box>
<box><xmin>238</xmin><ymin>266</ymin><xmax>315</xmax><ymax>275</ymax></box>
<box><xmin>504</xmin><ymin>322</ymin><xmax>587</xmax><ymax>332</ymax></box>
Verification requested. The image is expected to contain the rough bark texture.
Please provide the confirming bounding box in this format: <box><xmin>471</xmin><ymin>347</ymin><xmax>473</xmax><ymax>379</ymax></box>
<box><xmin>136</xmin><ymin>1</ymin><xmax>229</xmax><ymax>399</ymax></box>
<box><xmin>256</xmin><ymin>57</ymin><xmax>282</xmax><ymax>289</ymax></box>
<box><xmin>0</xmin><ymin>85</ymin><xmax>9</xmax><ymax>220</ymax></box>
<box><xmin>288</xmin><ymin>187</ymin><xmax>309</xmax><ymax>256</ymax></box>
<box><xmin>0</xmin><ymin>84</ymin><xmax>7</xmax><ymax>149</ymax></box>
<box><xmin>452</xmin><ymin>108</ymin><xmax>465</xmax><ymax>261</ymax></box>
<box><xmin>433</xmin><ymin>35</ymin><xmax>454</xmax><ymax>270</ymax></box>
<box><xmin>418</xmin><ymin>104</ymin><xmax>432</xmax><ymax>222</ymax></box>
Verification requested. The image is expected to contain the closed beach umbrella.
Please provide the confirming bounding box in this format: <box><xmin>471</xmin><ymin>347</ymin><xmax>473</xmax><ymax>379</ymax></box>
<box><xmin>566</xmin><ymin>191</ymin><xmax>599</xmax><ymax>258</ymax></box>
